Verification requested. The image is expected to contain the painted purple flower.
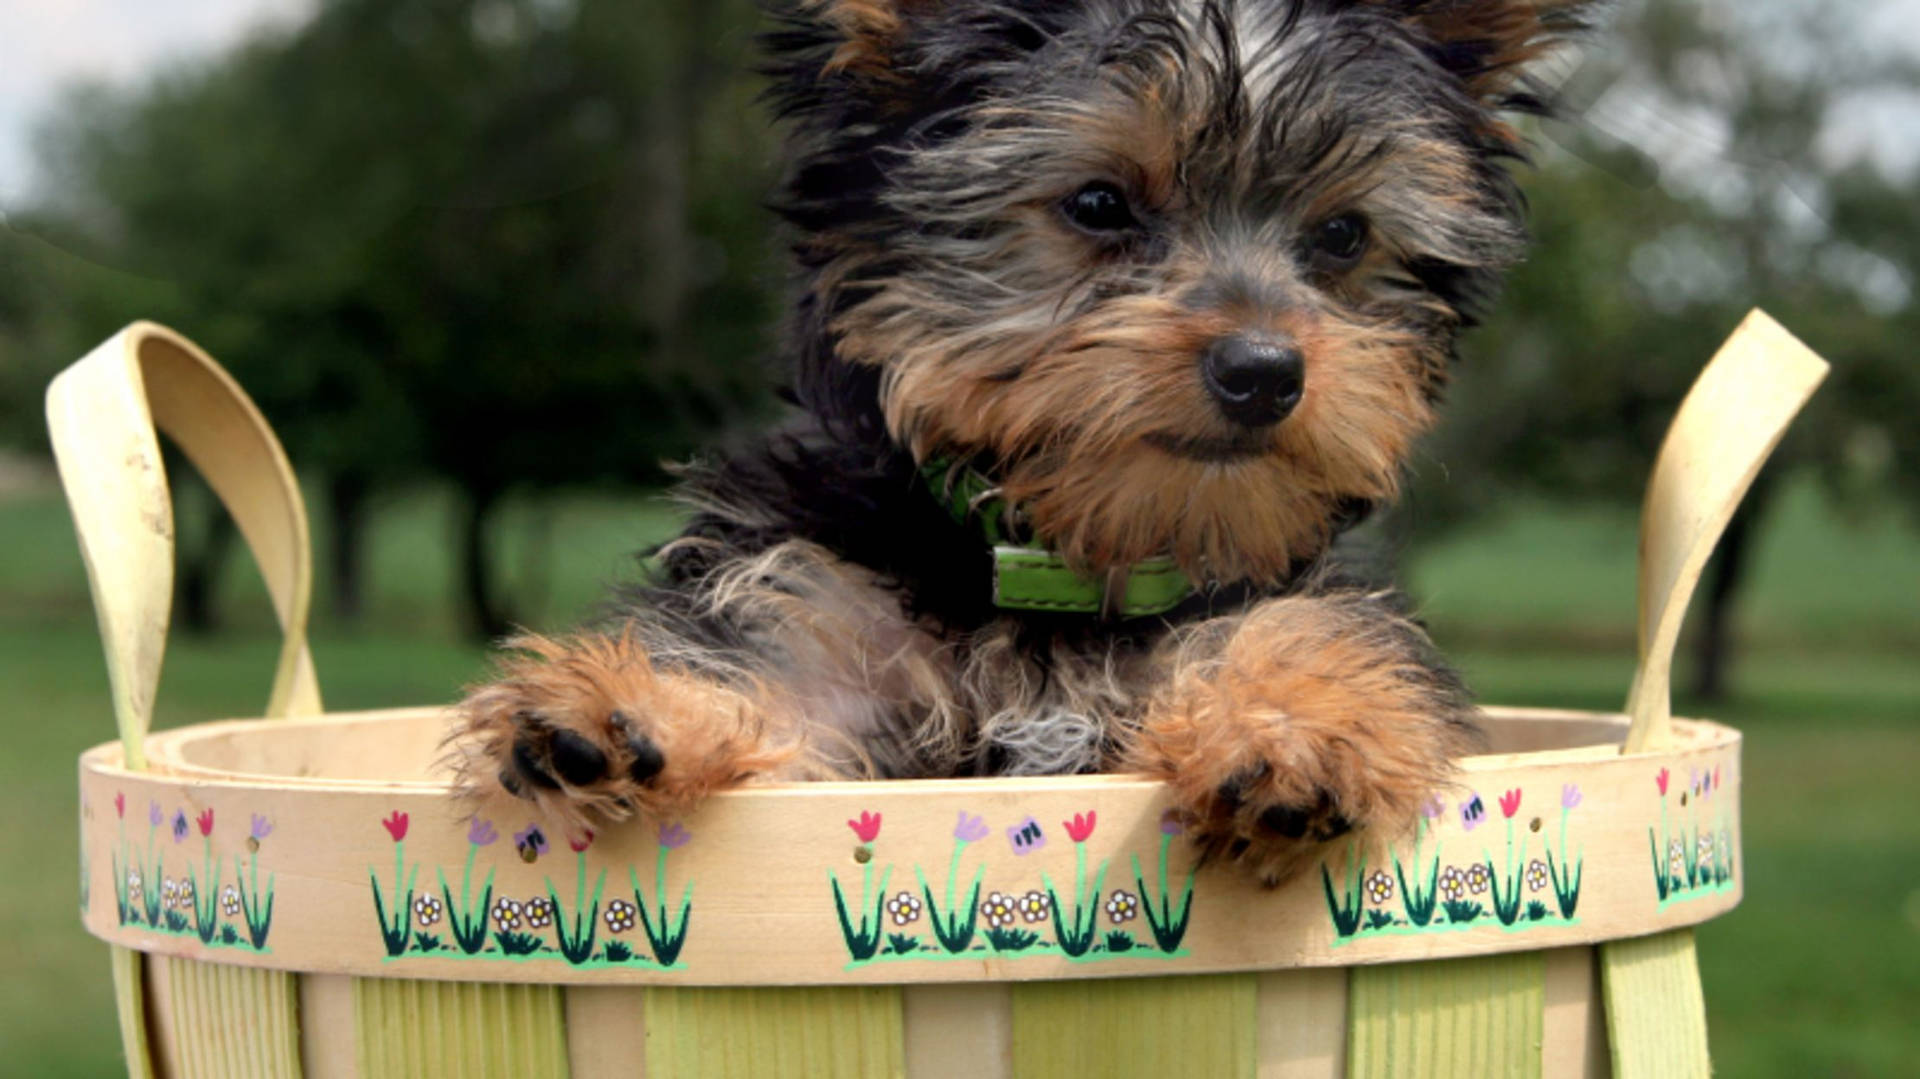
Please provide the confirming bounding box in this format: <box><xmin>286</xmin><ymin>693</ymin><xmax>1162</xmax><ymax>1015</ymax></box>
<box><xmin>953</xmin><ymin>811</ymin><xmax>989</xmax><ymax>844</ymax></box>
<box><xmin>250</xmin><ymin>814</ymin><xmax>273</xmax><ymax>841</ymax></box>
<box><xmin>1159</xmin><ymin>808</ymin><xmax>1185</xmax><ymax>836</ymax></box>
<box><xmin>1561</xmin><ymin>784</ymin><xmax>1582</xmax><ymax>811</ymax></box>
<box><xmin>658</xmin><ymin>821</ymin><xmax>693</xmax><ymax>850</ymax></box>
<box><xmin>171</xmin><ymin>810</ymin><xmax>189</xmax><ymax>843</ymax></box>
<box><xmin>1460</xmin><ymin>794</ymin><xmax>1486</xmax><ymax>833</ymax></box>
<box><xmin>148</xmin><ymin>802</ymin><xmax>163</xmax><ymax>828</ymax></box>
<box><xmin>1006</xmin><ymin>815</ymin><xmax>1046</xmax><ymax>855</ymax></box>
<box><xmin>514</xmin><ymin>823</ymin><xmax>549</xmax><ymax>863</ymax></box>
<box><xmin>1420</xmin><ymin>796</ymin><xmax>1445</xmax><ymax>821</ymax></box>
<box><xmin>467</xmin><ymin>818</ymin><xmax>498</xmax><ymax>847</ymax></box>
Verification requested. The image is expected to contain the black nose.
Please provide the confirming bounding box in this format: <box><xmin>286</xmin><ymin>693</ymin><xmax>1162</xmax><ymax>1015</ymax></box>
<box><xmin>1200</xmin><ymin>336</ymin><xmax>1305</xmax><ymax>428</ymax></box>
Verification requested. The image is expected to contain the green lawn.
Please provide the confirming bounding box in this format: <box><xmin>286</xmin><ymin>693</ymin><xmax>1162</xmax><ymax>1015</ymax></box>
<box><xmin>0</xmin><ymin>473</ymin><xmax>1914</xmax><ymax>1075</ymax></box>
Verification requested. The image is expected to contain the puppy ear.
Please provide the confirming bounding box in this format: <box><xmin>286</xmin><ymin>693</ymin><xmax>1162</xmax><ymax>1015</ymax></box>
<box><xmin>1368</xmin><ymin>0</ymin><xmax>1596</xmax><ymax>103</ymax></box>
<box><xmin>793</xmin><ymin>0</ymin><xmax>926</xmax><ymax>83</ymax></box>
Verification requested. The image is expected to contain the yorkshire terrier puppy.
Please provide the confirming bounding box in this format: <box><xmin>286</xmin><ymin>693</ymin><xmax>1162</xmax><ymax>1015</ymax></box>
<box><xmin>455</xmin><ymin>0</ymin><xmax>1594</xmax><ymax>884</ymax></box>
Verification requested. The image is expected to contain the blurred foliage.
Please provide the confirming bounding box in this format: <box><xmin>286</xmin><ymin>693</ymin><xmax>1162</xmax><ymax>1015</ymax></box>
<box><xmin>1</xmin><ymin>0</ymin><xmax>779</xmax><ymax>634</ymax></box>
<box><xmin>0</xmin><ymin>0</ymin><xmax>1914</xmax><ymax>665</ymax></box>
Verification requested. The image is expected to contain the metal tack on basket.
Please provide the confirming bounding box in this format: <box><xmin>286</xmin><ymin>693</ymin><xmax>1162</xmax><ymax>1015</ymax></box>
<box><xmin>56</xmin><ymin>315</ymin><xmax>1826</xmax><ymax>1077</ymax></box>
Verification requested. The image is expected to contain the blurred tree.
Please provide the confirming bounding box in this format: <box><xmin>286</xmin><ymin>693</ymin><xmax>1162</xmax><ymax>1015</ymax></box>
<box><xmin>1407</xmin><ymin>0</ymin><xmax>1920</xmax><ymax>699</ymax></box>
<box><xmin>15</xmin><ymin>0</ymin><xmax>778</xmax><ymax>636</ymax></box>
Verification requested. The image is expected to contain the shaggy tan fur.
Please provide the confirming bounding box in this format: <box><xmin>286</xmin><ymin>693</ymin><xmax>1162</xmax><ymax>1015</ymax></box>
<box><xmin>1122</xmin><ymin>593</ymin><xmax>1481</xmax><ymax>885</ymax></box>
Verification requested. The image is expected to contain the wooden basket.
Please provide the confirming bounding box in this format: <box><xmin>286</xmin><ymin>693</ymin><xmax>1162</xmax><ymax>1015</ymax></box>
<box><xmin>57</xmin><ymin>317</ymin><xmax>1826</xmax><ymax>1078</ymax></box>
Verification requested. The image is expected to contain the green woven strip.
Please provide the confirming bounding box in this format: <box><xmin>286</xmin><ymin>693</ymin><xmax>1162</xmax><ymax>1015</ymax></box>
<box><xmin>353</xmin><ymin>977</ymin><xmax>569</xmax><ymax>1079</ymax></box>
<box><xmin>1009</xmin><ymin>974</ymin><xmax>1257</xmax><ymax>1077</ymax></box>
<box><xmin>152</xmin><ymin>956</ymin><xmax>302</xmax><ymax>1079</ymax></box>
<box><xmin>994</xmin><ymin>546</ymin><xmax>1194</xmax><ymax>617</ymax></box>
<box><xmin>643</xmin><ymin>985</ymin><xmax>905</xmax><ymax>1078</ymax></box>
<box><xmin>109</xmin><ymin>946</ymin><xmax>155</xmax><ymax>1079</ymax></box>
<box><xmin>1348</xmin><ymin>952</ymin><xmax>1547</xmax><ymax>1079</ymax></box>
<box><xmin>1600</xmin><ymin>930</ymin><xmax>1710</xmax><ymax>1079</ymax></box>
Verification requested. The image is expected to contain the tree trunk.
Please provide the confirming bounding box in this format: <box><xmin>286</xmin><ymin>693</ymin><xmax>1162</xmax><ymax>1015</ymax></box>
<box><xmin>459</xmin><ymin>484</ymin><xmax>513</xmax><ymax>641</ymax></box>
<box><xmin>1689</xmin><ymin>471</ymin><xmax>1778</xmax><ymax>703</ymax></box>
<box><xmin>326</xmin><ymin>472</ymin><xmax>371</xmax><ymax>623</ymax></box>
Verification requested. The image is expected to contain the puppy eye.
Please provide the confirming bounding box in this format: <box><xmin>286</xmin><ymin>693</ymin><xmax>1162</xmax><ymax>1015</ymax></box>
<box><xmin>1309</xmin><ymin>212</ymin><xmax>1370</xmax><ymax>269</ymax></box>
<box><xmin>1062</xmin><ymin>181</ymin><xmax>1138</xmax><ymax>233</ymax></box>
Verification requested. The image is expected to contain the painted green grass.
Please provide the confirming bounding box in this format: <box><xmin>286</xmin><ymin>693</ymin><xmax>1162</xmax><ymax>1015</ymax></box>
<box><xmin>0</xmin><ymin>476</ymin><xmax>1914</xmax><ymax>1075</ymax></box>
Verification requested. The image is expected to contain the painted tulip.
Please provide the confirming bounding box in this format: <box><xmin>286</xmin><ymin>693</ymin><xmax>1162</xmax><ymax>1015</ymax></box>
<box><xmin>467</xmin><ymin>818</ymin><xmax>498</xmax><ymax>847</ymax></box>
<box><xmin>1561</xmin><ymin>784</ymin><xmax>1582</xmax><ymax>810</ymax></box>
<box><xmin>1063</xmin><ymin>811</ymin><xmax>1097</xmax><ymax>843</ymax></box>
<box><xmin>381</xmin><ymin>811</ymin><xmax>409</xmax><ymax>843</ymax></box>
<box><xmin>568</xmin><ymin>830</ymin><xmax>594</xmax><ymax>853</ymax></box>
<box><xmin>1159</xmin><ymin>808</ymin><xmax>1185</xmax><ymax>836</ymax></box>
<box><xmin>114</xmin><ymin>793</ymin><xmax>125</xmax><ymax>819</ymax></box>
<box><xmin>1499</xmin><ymin>789</ymin><xmax>1522</xmax><ymax>819</ymax></box>
<box><xmin>196</xmin><ymin>809</ymin><xmax>215</xmax><ymax>837</ymax></box>
<box><xmin>953</xmin><ymin>811</ymin><xmax>989</xmax><ymax>844</ymax></box>
<box><xmin>848</xmin><ymin>811</ymin><xmax>882</xmax><ymax>844</ymax></box>
<box><xmin>149</xmin><ymin>802</ymin><xmax>162</xmax><ymax>828</ymax></box>
<box><xmin>1655</xmin><ymin>768</ymin><xmax>1670</xmax><ymax>796</ymax></box>
<box><xmin>658</xmin><ymin>822</ymin><xmax>693</xmax><ymax>849</ymax></box>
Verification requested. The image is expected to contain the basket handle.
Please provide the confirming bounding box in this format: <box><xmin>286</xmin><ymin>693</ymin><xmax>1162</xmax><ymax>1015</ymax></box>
<box><xmin>1623</xmin><ymin>310</ymin><xmax>1827</xmax><ymax>753</ymax></box>
<box><xmin>45</xmin><ymin>321</ymin><xmax>322</xmax><ymax>770</ymax></box>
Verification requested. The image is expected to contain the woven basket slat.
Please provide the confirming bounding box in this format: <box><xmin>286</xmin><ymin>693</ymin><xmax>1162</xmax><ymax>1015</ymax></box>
<box><xmin>1347</xmin><ymin>951</ymin><xmax>1546</xmax><ymax>1078</ymax></box>
<box><xmin>352</xmin><ymin>977</ymin><xmax>569</xmax><ymax>1079</ymax></box>
<box><xmin>145</xmin><ymin>956</ymin><xmax>301</xmax><ymax>1079</ymax></box>
<box><xmin>1255</xmin><ymin>968</ymin><xmax>1350</xmax><ymax>1077</ymax></box>
<box><xmin>1599</xmin><ymin>930</ymin><xmax>1710</xmax><ymax>1079</ymax></box>
<box><xmin>641</xmin><ymin>985</ymin><xmax>906</xmax><ymax>1077</ymax></box>
<box><xmin>1008</xmin><ymin>973</ymin><xmax>1258</xmax><ymax>1076</ymax></box>
<box><xmin>1542</xmin><ymin>947</ymin><xmax>1609</xmax><ymax>1077</ymax></box>
<box><xmin>902</xmin><ymin>984</ymin><xmax>1012</xmax><ymax>1078</ymax></box>
<box><xmin>562</xmin><ymin>986</ymin><xmax>649</xmax><ymax>1077</ymax></box>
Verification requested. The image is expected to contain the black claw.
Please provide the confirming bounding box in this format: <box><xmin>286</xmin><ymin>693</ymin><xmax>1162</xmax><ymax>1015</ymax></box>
<box><xmin>626</xmin><ymin>734</ymin><xmax>666</xmax><ymax>784</ymax></box>
<box><xmin>510</xmin><ymin>736</ymin><xmax>562</xmax><ymax>790</ymax></box>
<box><xmin>549</xmin><ymin>728</ymin><xmax>609</xmax><ymax>786</ymax></box>
<box><xmin>1315</xmin><ymin>815</ymin><xmax>1354</xmax><ymax>842</ymax></box>
<box><xmin>1217</xmin><ymin>761</ymin><xmax>1271</xmax><ymax>810</ymax></box>
<box><xmin>497</xmin><ymin>767</ymin><xmax>524</xmax><ymax>797</ymax></box>
<box><xmin>1258</xmin><ymin>804</ymin><xmax>1313</xmax><ymax>839</ymax></box>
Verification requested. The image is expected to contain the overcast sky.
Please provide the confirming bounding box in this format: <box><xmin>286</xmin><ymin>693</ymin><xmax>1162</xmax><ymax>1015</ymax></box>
<box><xmin>3</xmin><ymin>0</ymin><xmax>1918</xmax><ymax>210</ymax></box>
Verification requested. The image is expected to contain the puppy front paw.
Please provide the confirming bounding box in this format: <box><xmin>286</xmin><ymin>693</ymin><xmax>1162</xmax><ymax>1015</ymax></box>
<box><xmin>1127</xmin><ymin>595</ymin><xmax>1479</xmax><ymax>886</ymax></box>
<box><xmin>452</xmin><ymin>633</ymin><xmax>790</xmax><ymax>831</ymax></box>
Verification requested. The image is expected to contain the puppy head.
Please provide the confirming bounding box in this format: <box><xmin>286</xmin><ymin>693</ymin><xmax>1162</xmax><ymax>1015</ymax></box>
<box><xmin>768</xmin><ymin>0</ymin><xmax>1593</xmax><ymax>584</ymax></box>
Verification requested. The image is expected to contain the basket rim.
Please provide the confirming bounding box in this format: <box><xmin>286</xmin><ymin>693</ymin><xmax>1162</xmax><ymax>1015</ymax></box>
<box><xmin>89</xmin><ymin>705</ymin><xmax>1730</xmax><ymax>796</ymax></box>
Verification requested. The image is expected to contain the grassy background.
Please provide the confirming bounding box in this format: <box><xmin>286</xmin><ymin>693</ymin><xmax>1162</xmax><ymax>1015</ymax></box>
<box><xmin>1</xmin><ymin>472</ymin><xmax>1915</xmax><ymax>1076</ymax></box>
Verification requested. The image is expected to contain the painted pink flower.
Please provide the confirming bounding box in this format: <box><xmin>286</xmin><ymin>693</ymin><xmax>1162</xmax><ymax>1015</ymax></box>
<box><xmin>1713</xmin><ymin>765</ymin><xmax>1722</xmax><ymax>791</ymax></box>
<box><xmin>1655</xmin><ymin>768</ymin><xmax>1670</xmax><ymax>796</ymax></box>
<box><xmin>1499</xmin><ymin>789</ymin><xmax>1522</xmax><ymax>819</ymax></box>
<box><xmin>381</xmin><ymin>811</ymin><xmax>409</xmax><ymax>843</ymax></box>
<box><xmin>953</xmin><ymin>811</ymin><xmax>989</xmax><ymax>844</ymax></box>
<box><xmin>196</xmin><ymin>808</ymin><xmax>215</xmax><ymax>837</ymax></box>
<box><xmin>848</xmin><ymin>811</ymin><xmax>882</xmax><ymax>844</ymax></box>
<box><xmin>568</xmin><ymin>830</ymin><xmax>595</xmax><ymax>853</ymax></box>
<box><xmin>1063</xmin><ymin>811</ymin><xmax>1097</xmax><ymax>843</ymax></box>
<box><xmin>114</xmin><ymin>793</ymin><xmax>126</xmax><ymax>819</ymax></box>
<box><xmin>659</xmin><ymin>822</ymin><xmax>693</xmax><ymax>849</ymax></box>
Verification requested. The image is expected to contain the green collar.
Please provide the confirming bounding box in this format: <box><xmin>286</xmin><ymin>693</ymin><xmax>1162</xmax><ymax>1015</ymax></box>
<box><xmin>921</xmin><ymin>459</ymin><xmax>1197</xmax><ymax>618</ymax></box>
